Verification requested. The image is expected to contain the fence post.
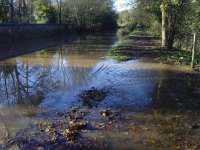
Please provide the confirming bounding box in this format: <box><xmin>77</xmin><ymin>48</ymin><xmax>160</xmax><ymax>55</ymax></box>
<box><xmin>191</xmin><ymin>33</ymin><xmax>197</xmax><ymax>69</ymax></box>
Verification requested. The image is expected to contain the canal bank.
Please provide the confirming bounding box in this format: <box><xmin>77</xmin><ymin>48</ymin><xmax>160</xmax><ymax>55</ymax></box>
<box><xmin>0</xmin><ymin>24</ymin><xmax>74</xmax><ymax>43</ymax></box>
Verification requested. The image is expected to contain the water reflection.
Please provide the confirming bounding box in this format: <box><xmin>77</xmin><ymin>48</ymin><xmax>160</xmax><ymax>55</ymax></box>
<box><xmin>0</xmin><ymin>31</ymin><xmax>120</xmax><ymax>144</ymax></box>
<box><xmin>0</xmin><ymin>31</ymin><xmax>119</xmax><ymax>108</ymax></box>
<box><xmin>153</xmin><ymin>76</ymin><xmax>200</xmax><ymax>111</ymax></box>
<box><xmin>0</xmin><ymin>61</ymin><xmax>45</xmax><ymax>109</ymax></box>
<box><xmin>0</xmin><ymin>31</ymin><xmax>199</xmax><ymax>147</ymax></box>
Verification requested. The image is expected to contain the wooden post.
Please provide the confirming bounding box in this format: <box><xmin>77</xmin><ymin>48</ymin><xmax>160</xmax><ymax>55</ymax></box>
<box><xmin>191</xmin><ymin>33</ymin><xmax>197</xmax><ymax>69</ymax></box>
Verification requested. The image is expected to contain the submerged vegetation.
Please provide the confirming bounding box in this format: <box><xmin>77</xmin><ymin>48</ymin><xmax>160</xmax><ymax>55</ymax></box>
<box><xmin>3</xmin><ymin>84</ymin><xmax>200</xmax><ymax>149</ymax></box>
<box><xmin>5</xmin><ymin>107</ymin><xmax>90</xmax><ymax>149</ymax></box>
<box><xmin>129</xmin><ymin>109</ymin><xmax>200</xmax><ymax>149</ymax></box>
<box><xmin>3</xmin><ymin>88</ymin><xmax>117</xmax><ymax>149</ymax></box>
<box><xmin>78</xmin><ymin>88</ymin><xmax>109</xmax><ymax>108</ymax></box>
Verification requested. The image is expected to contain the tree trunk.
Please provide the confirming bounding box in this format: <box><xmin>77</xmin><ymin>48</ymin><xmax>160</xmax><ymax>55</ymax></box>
<box><xmin>166</xmin><ymin>11</ymin><xmax>177</xmax><ymax>51</ymax></box>
<box><xmin>161</xmin><ymin>2</ymin><xmax>167</xmax><ymax>47</ymax></box>
<box><xmin>18</xmin><ymin>0</ymin><xmax>22</xmax><ymax>23</ymax></box>
<box><xmin>10</xmin><ymin>0</ymin><xmax>14</xmax><ymax>23</ymax></box>
<box><xmin>191</xmin><ymin>33</ymin><xmax>197</xmax><ymax>69</ymax></box>
<box><xmin>56</xmin><ymin>0</ymin><xmax>62</xmax><ymax>23</ymax></box>
<box><xmin>59</xmin><ymin>0</ymin><xmax>62</xmax><ymax>23</ymax></box>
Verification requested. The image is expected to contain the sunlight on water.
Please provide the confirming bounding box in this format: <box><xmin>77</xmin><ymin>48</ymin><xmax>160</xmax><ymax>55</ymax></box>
<box><xmin>0</xmin><ymin>31</ymin><xmax>199</xmax><ymax>148</ymax></box>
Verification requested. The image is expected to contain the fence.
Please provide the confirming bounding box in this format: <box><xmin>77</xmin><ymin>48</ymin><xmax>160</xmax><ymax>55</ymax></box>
<box><xmin>174</xmin><ymin>33</ymin><xmax>200</xmax><ymax>68</ymax></box>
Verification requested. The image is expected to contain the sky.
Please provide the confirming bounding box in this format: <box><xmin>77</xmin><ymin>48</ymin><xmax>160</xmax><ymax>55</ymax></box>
<box><xmin>114</xmin><ymin>0</ymin><xmax>132</xmax><ymax>12</ymax></box>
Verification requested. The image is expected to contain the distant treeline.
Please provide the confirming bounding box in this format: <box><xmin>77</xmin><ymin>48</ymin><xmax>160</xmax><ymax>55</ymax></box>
<box><xmin>0</xmin><ymin>24</ymin><xmax>70</xmax><ymax>42</ymax></box>
<box><xmin>0</xmin><ymin>0</ymin><xmax>117</xmax><ymax>31</ymax></box>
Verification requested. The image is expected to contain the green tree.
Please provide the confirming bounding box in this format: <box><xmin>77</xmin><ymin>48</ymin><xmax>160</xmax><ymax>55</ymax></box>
<box><xmin>64</xmin><ymin>0</ymin><xmax>117</xmax><ymax>31</ymax></box>
<box><xmin>137</xmin><ymin>0</ymin><xmax>191</xmax><ymax>50</ymax></box>
<box><xmin>0</xmin><ymin>0</ymin><xmax>10</xmax><ymax>23</ymax></box>
<box><xmin>35</xmin><ymin>0</ymin><xmax>57</xmax><ymax>23</ymax></box>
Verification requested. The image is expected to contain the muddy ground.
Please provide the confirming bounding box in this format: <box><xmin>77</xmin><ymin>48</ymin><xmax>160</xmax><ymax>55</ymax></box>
<box><xmin>1</xmin><ymin>32</ymin><xmax>200</xmax><ymax>150</ymax></box>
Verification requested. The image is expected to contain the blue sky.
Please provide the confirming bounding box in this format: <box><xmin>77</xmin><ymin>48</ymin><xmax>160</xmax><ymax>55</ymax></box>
<box><xmin>114</xmin><ymin>0</ymin><xmax>132</xmax><ymax>12</ymax></box>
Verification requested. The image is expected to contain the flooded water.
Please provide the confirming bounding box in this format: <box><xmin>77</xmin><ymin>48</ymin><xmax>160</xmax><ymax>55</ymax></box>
<box><xmin>0</xmin><ymin>31</ymin><xmax>200</xmax><ymax>149</ymax></box>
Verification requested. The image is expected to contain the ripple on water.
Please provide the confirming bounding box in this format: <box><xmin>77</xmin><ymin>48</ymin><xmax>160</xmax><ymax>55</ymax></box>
<box><xmin>0</xmin><ymin>31</ymin><xmax>199</xmax><ymax>149</ymax></box>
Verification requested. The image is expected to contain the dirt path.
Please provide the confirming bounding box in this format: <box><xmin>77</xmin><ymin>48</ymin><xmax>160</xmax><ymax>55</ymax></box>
<box><xmin>108</xmin><ymin>32</ymin><xmax>195</xmax><ymax>67</ymax></box>
<box><xmin>126</xmin><ymin>35</ymin><xmax>163</xmax><ymax>60</ymax></box>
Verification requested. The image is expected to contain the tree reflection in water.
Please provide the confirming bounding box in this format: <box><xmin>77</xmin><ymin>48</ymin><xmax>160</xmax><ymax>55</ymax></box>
<box><xmin>0</xmin><ymin>62</ymin><xmax>45</xmax><ymax>109</ymax></box>
<box><xmin>0</xmin><ymin>31</ymin><xmax>119</xmax><ymax>146</ymax></box>
<box><xmin>0</xmin><ymin>46</ymin><xmax>97</xmax><ymax>110</ymax></box>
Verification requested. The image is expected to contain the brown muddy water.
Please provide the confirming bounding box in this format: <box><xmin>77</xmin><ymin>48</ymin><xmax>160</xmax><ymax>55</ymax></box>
<box><xmin>0</xmin><ymin>31</ymin><xmax>200</xmax><ymax>150</ymax></box>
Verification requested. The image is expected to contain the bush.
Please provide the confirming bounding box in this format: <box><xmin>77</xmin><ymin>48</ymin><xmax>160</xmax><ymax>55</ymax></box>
<box><xmin>119</xmin><ymin>27</ymin><xmax>131</xmax><ymax>35</ymax></box>
<box><xmin>151</xmin><ymin>21</ymin><xmax>161</xmax><ymax>36</ymax></box>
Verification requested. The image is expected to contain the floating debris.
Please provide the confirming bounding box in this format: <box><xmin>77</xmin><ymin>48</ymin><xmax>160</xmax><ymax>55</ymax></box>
<box><xmin>100</xmin><ymin>110</ymin><xmax>110</xmax><ymax>117</ymax></box>
<box><xmin>98</xmin><ymin>123</ymin><xmax>107</xmax><ymax>129</ymax></box>
<box><xmin>78</xmin><ymin>87</ymin><xmax>109</xmax><ymax>108</ymax></box>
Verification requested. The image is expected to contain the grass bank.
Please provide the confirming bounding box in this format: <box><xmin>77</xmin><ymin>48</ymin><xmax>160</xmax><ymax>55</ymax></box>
<box><xmin>106</xmin><ymin>28</ymin><xmax>161</xmax><ymax>61</ymax></box>
<box><xmin>107</xmin><ymin>28</ymin><xmax>200</xmax><ymax>70</ymax></box>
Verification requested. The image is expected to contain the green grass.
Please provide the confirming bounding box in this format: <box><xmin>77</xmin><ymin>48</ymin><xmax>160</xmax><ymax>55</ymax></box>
<box><xmin>119</xmin><ymin>28</ymin><xmax>132</xmax><ymax>35</ymax></box>
<box><xmin>160</xmin><ymin>48</ymin><xmax>200</xmax><ymax>66</ymax></box>
<box><xmin>108</xmin><ymin>27</ymin><xmax>200</xmax><ymax>68</ymax></box>
<box><xmin>106</xmin><ymin>38</ymin><xmax>133</xmax><ymax>61</ymax></box>
<box><xmin>129</xmin><ymin>28</ymin><xmax>144</xmax><ymax>36</ymax></box>
<box><xmin>129</xmin><ymin>28</ymin><xmax>158</xmax><ymax>37</ymax></box>
<box><xmin>106</xmin><ymin>55</ymin><xmax>129</xmax><ymax>61</ymax></box>
<box><xmin>106</xmin><ymin>28</ymin><xmax>152</xmax><ymax>61</ymax></box>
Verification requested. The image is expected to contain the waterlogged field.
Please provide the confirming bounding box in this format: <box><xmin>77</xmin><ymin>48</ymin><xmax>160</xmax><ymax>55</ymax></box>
<box><xmin>0</xmin><ymin>31</ymin><xmax>200</xmax><ymax>149</ymax></box>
